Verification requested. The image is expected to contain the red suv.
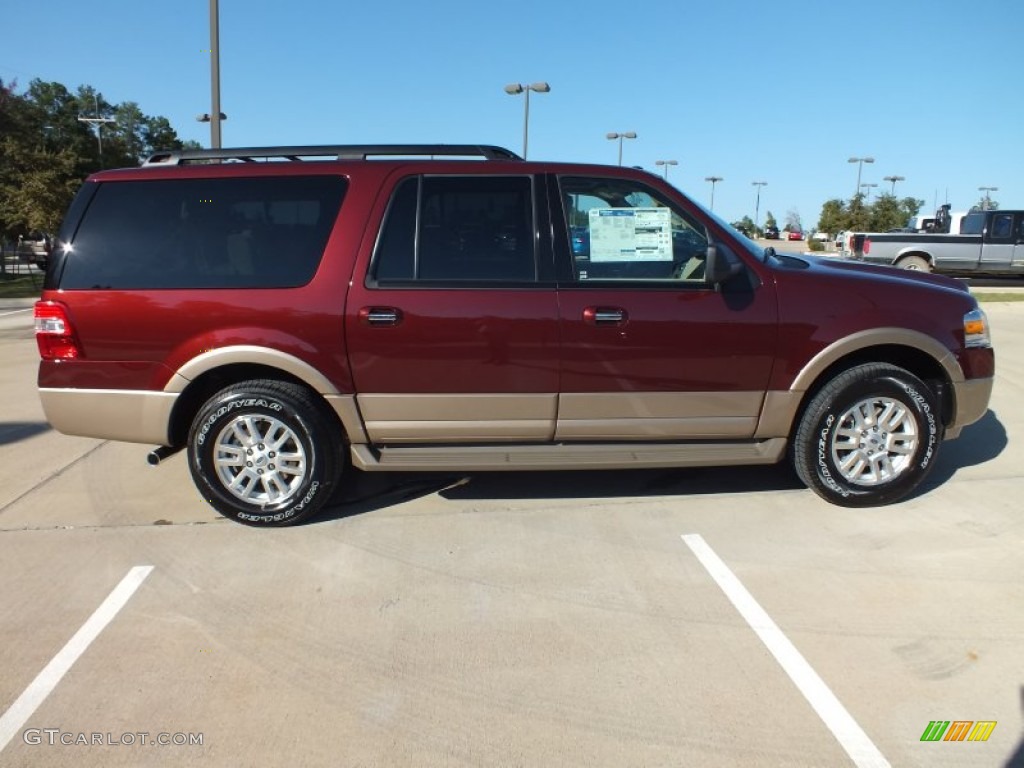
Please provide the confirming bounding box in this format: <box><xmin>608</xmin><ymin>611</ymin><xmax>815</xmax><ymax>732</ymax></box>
<box><xmin>35</xmin><ymin>144</ymin><xmax>994</xmax><ymax>525</ymax></box>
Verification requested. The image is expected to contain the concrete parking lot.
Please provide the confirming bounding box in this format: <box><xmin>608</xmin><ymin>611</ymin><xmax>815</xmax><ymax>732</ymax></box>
<box><xmin>0</xmin><ymin>295</ymin><xmax>1022</xmax><ymax>767</ymax></box>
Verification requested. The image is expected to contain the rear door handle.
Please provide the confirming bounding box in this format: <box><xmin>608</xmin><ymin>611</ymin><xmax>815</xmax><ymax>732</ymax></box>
<box><xmin>358</xmin><ymin>307</ymin><xmax>403</xmax><ymax>326</ymax></box>
<box><xmin>583</xmin><ymin>306</ymin><xmax>628</xmax><ymax>326</ymax></box>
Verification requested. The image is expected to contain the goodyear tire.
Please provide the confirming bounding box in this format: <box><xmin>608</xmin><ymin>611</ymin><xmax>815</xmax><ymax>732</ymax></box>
<box><xmin>187</xmin><ymin>380</ymin><xmax>343</xmax><ymax>526</ymax></box>
<box><xmin>792</xmin><ymin>364</ymin><xmax>943</xmax><ymax>507</ymax></box>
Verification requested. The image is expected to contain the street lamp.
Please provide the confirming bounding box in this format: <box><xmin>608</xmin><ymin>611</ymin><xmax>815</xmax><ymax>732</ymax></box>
<box><xmin>883</xmin><ymin>175</ymin><xmax>905</xmax><ymax>195</ymax></box>
<box><xmin>76</xmin><ymin>95</ymin><xmax>116</xmax><ymax>168</ymax></box>
<box><xmin>655</xmin><ymin>159</ymin><xmax>678</xmax><ymax>179</ymax></box>
<box><xmin>752</xmin><ymin>181</ymin><xmax>767</xmax><ymax>235</ymax></box>
<box><xmin>848</xmin><ymin>156</ymin><xmax>875</xmax><ymax>196</ymax></box>
<box><xmin>860</xmin><ymin>182</ymin><xmax>879</xmax><ymax>199</ymax></box>
<box><xmin>606</xmin><ymin>131</ymin><xmax>637</xmax><ymax>166</ymax></box>
<box><xmin>704</xmin><ymin>176</ymin><xmax>723</xmax><ymax>210</ymax></box>
<box><xmin>504</xmin><ymin>82</ymin><xmax>550</xmax><ymax>159</ymax></box>
<box><xmin>978</xmin><ymin>186</ymin><xmax>998</xmax><ymax>210</ymax></box>
<box><xmin>205</xmin><ymin>0</ymin><xmax>223</xmax><ymax>148</ymax></box>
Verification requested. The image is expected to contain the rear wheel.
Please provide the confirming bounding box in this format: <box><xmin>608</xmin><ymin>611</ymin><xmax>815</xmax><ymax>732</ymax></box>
<box><xmin>187</xmin><ymin>380</ymin><xmax>344</xmax><ymax>526</ymax></box>
<box><xmin>898</xmin><ymin>255</ymin><xmax>930</xmax><ymax>272</ymax></box>
<box><xmin>792</xmin><ymin>364</ymin><xmax>943</xmax><ymax>507</ymax></box>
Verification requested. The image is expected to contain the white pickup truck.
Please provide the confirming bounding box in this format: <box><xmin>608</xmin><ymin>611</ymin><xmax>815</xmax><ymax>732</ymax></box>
<box><xmin>842</xmin><ymin>209</ymin><xmax>1024</xmax><ymax>275</ymax></box>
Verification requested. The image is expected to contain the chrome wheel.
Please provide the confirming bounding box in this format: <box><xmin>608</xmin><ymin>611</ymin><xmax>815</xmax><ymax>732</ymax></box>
<box><xmin>213</xmin><ymin>414</ymin><xmax>307</xmax><ymax>506</ymax></box>
<box><xmin>830</xmin><ymin>396</ymin><xmax>918</xmax><ymax>486</ymax></box>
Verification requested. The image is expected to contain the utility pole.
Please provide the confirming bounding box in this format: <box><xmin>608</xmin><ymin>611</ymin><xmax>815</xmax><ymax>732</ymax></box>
<box><xmin>77</xmin><ymin>95</ymin><xmax>116</xmax><ymax>168</ymax></box>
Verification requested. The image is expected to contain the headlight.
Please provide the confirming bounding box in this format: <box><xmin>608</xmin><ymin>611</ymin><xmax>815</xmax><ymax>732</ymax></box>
<box><xmin>964</xmin><ymin>308</ymin><xmax>991</xmax><ymax>348</ymax></box>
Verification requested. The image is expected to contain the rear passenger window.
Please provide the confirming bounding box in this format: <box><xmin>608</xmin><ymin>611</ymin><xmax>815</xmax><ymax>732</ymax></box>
<box><xmin>60</xmin><ymin>176</ymin><xmax>346</xmax><ymax>289</ymax></box>
<box><xmin>371</xmin><ymin>176</ymin><xmax>536</xmax><ymax>283</ymax></box>
<box><xmin>560</xmin><ymin>177</ymin><xmax>709</xmax><ymax>282</ymax></box>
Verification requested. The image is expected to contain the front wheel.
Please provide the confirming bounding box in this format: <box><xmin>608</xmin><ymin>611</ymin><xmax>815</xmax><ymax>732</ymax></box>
<box><xmin>187</xmin><ymin>380</ymin><xmax>344</xmax><ymax>526</ymax></box>
<box><xmin>792</xmin><ymin>364</ymin><xmax>943</xmax><ymax>507</ymax></box>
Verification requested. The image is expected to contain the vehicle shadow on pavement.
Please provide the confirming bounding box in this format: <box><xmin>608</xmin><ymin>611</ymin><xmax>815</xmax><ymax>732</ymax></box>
<box><xmin>0</xmin><ymin>420</ymin><xmax>52</xmax><ymax>447</ymax></box>
<box><xmin>316</xmin><ymin>463</ymin><xmax>804</xmax><ymax>523</ymax></box>
<box><xmin>919</xmin><ymin>409</ymin><xmax>1007</xmax><ymax>491</ymax></box>
<box><xmin>438</xmin><ymin>464</ymin><xmax>804</xmax><ymax>502</ymax></box>
<box><xmin>317</xmin><ymin>472</ymin><xmax>465</xmax><ymax>522</ymax></box>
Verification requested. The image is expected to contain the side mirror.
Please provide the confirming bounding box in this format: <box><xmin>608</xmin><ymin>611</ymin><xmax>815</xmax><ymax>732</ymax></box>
<box><xmin>705</xmin><ymin>244</ymin><xmax>743</xmax><ymax>285</ymax></box>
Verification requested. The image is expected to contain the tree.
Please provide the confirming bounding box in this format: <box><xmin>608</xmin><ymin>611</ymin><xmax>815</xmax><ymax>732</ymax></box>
<box><xmin>730</xmin><ymin>215</ymin><xmax>755</xmax><ymax>236</ymax></box>
<box><xmin>764</xmin><ymin>211</ymin><xmax>777</xmax><ymax>229</ymax></box>
<box><xmin>1</xmin><ymin>77</ymin><xmax>195</xmax><ymax>242</ymax></box>
<box><xmin>815</xmin><ymin>194</ymin><xmax>924</xmax><ymax>235</ymax></box>
<box><xmin>784</xmin><ymin>209</ymin><xmax>802</xmax><ymax>232</ymax></box>
<box><xmin>817</xmin><ymin>198</ymin><xmax>846</xmax><ymax>236</ymax></box>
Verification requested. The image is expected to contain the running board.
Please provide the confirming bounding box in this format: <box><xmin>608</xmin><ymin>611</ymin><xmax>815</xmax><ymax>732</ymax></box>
<box><xmin>350</xmin><ymin>439</ymin><xmax>787</xmax><ymax>472</ymax></box>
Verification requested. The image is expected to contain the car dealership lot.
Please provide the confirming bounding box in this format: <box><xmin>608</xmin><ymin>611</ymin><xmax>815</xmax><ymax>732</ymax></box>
<box><xmin>0</xmin><ymin>298</ymin><xmax>1022</xmax><ymax>767</ymax></box>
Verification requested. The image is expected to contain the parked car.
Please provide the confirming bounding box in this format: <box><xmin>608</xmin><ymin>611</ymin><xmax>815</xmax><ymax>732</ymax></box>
<box><xmin>763</xmin><ymin>225</ymin><xmax>780</xmax><ymax>239</ymax></box>
<box><xmin>787</xmin><ymin>230</ymin><xmax>804</xmax><ymax>241</ymax></box>
<box><xmin>17</xmin><ymin>233</ymin><xmax>51</xmax><ymax>269</ymax></box>
<box><xmin>34</xmin><ymin>143</ymin><xmax>994</xmax><ymax>525</ymax></box>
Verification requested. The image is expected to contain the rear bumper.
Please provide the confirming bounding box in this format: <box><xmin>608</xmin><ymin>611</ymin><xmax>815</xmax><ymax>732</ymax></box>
<box><xmin>39</xmin><ymin>388</ymin><xmax>177</xmax><ymax>445</ymax></box>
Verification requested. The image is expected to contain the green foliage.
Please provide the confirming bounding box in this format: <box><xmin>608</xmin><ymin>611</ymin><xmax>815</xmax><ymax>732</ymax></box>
<box><xmin>815</xmin><ymin>193</ymin><xmax>925</xmax><ymax>235</ymax></box>
<box><xmin>764</xmin><ymin>211</ymin><xmax>777</xmax><ymax>229</ymax></box>
<box><xmin>731</xmin><ymin>215</ymin><xmax>755</xmax><ymax>236</ymax></box>
<box><xmin>817</xmin><ymin>199</ymin><xmax>845</xmax><ymax>236</ymax></box>
<box><xmin>0</xmin><ymin>77</ymin><xmax>194</xmax><ymax>241</ymax></box>
<box><xmin>807</xmin><ymin>238</ymin><xmax>825</xmax><ymax>252</ymax></box>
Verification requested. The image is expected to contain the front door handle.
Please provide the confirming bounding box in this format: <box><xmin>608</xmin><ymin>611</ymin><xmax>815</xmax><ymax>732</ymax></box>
<box><xmin>583</xmin><ymin>306</ymin><xmax>628</xmax><ymax>326</ymax></box>
<box><xmin>358</xmin><ymin>307</ymin><xmax>403</xmax><ymax>326</ymax></box>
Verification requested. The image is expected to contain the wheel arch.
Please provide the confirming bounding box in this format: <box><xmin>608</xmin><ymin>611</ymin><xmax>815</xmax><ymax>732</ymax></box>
<box><xmin>894</xmin><ymin>250</ymin><xmax>934</xmax><ymax>269</ymax></box>
<box><xmin>165</xmin><ymin>359</ymin><xmax>359</xmax><ymax>449</ymax></box>
<box><xmin>787</xmin><ymin>337</ymin><xmax>958</xmax><ymax>441</ymax></box>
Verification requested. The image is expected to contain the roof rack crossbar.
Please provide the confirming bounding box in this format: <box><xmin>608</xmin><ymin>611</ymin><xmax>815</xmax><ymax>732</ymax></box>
<box><xmin>142</xmin><ymin>144</ymin><xmax>523</xmax><ymax>166</ymax></box>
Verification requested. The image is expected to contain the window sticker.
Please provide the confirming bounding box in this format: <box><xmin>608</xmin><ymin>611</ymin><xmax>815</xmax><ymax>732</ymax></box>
<box><xmin>589</xmin><ymin>207</ymin><xmax>672</xmax><ymax>262</ymax></box>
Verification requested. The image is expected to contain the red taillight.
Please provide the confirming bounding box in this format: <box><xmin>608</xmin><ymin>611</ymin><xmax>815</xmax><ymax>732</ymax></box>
<box><xmin>863</xmin><ymin>237</ymin><xmax>871</xmax><ymax>255</ymax></box>
<box><xmin>34</xmin><ymin>301</ymin><xmax>81</xmax><ymax>360</ymax></box>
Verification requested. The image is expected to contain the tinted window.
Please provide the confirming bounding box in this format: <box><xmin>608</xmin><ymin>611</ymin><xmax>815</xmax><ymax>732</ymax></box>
<box><xmin>990</xmin><ymin>214</ymin><xmax>1013</xmax><ymax>239</ymax></box>
<box><xmin>960</xmin><ymin>212</ymin><xmax>985</xmax><ymax>235</ymax></box>
<box><xmin>560</xmin><ymin>177</ymin><xmax>709</xmax><ymax>282</ymax></box>
<box><xmin>372</xmin><ymin>176</ymin><xmax>536</xmax><ymax>283</ymax></box>
<box><xmin>60</xmin><ymin>176</ymin><xmax>346</xmax><ymax>289</ymax></box>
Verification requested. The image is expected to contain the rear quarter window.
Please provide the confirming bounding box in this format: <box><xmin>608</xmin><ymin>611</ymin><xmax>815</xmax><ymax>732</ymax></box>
<box><xmin>59</xmin><ymin>176</ymin><xmax>347</xmax><ymax>289</ymax></box>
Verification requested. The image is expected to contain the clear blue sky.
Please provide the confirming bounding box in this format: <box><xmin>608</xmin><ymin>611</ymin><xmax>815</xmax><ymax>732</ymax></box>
<box><xmin>3</xmin><ymin>0</ymin><xmax>1021</xmax><ymax>228</ymax></box>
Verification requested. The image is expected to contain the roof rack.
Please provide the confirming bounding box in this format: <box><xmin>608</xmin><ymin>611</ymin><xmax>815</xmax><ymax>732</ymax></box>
<box><xmin>142</xmin><ymin>144</ymin><xmax>523</xmax><ymax>166</ymax></box>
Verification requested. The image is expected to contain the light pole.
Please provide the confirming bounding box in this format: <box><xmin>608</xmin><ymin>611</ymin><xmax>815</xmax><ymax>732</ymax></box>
<box><xmin>504</xmin><ymin>82</ymin><xmax>550</xmax><ymax>159</ymax></box>
<box><xmin>197</xmin><ymin>0</ymin><xmax>227</xmax><ymax>147</ymax></box>
<box><xmin>76</xmin><ymin>95</ymin><xmax>115</xmax><ymax>168</ymax></box>
<box><xmin>883</xmin><ymin>175</ymin><xmax>905</xmax><ymax>195</ymax></box>
<box><xmin>655</xmin><ymin>159</ymin><xmax>678</xmax><ymax>179</ymax></box>
<box><xmin>978</xmin><ymin>186</ymin><xmax>998</xmax><ymax>210</ymax></box>
<box><xmin>752</xmin><ymin>181</ymin><xmax>767</xmax><ymax>235</ymax></box>
<box><xmin>704</xmin><ymin>176</ymin><xmax>723</xmax><ymax>210</ymax></box>
<box><xmin>207</xmin><ymin>0</ymin><xmax>222</xmax><ymax>148</ymax></box>
<box><xmin>860</xmin><ymin>182</ymin><xmax>878</xmax><ymax>200</ymax></box>
<box><xmin>848</xmin><ymin>156</ymin><xmax>875</xmax><ymax>197</ymax></box>
<box><xmin>606</xmin><ymin>132</ymin><xmax>637</xmax><ymax>166</ymax></box>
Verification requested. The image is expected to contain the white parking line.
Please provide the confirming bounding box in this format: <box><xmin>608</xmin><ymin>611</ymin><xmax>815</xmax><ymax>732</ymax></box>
<box><xmin>0</xmin><ymin>566</ymin><xmax>154</xmax><ymax>753</ymax></box>
<box><xmin>681</xmin><ymin>535</ymin><xmax>890</xmax><ymax>768</ymax></box>
<box><xmin>0</xmin><ymin>309</ymin><xmax>32</xmax><ymax>317</ymax></box>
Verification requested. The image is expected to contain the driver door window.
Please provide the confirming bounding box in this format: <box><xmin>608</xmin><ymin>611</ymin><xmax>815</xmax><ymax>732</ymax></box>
<box><xmin>561</xmin><ymin>177</ymin><xmax>709</xmax><ymax>282</ymax></box>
